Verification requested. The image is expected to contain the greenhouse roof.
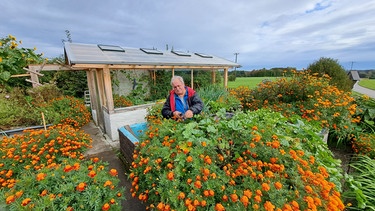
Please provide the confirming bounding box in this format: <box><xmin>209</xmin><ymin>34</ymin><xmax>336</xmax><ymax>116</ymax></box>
<box><xmin>64</xmin><ymin>42</ymin><xmax>240</xmax><ymax>69</ymax></box>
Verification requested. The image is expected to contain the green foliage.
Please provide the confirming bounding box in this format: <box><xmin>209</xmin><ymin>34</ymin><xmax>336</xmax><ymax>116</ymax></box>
<box><xmin>0</xmin><ymin>35</ymin><xmax>44</xmax><ymax>90</ymax></box>
<box><xmin>53</xmin><ymin>70</ymin><xmax>88</xmax><ymax>98</ymax></box>
<box><xmin>197</xmin><ymin>85</ymin><xmax>241</xmax><ymax>114</ymax></box>
<box><xmin>307</xmin><ymin>57</ymin><xmax>353</xmax><ymax>91</ymax></box>
<box><xmin>344</xmin><ymin>155</ymin><xmax>375</xmax><ymax>210</ymax></box>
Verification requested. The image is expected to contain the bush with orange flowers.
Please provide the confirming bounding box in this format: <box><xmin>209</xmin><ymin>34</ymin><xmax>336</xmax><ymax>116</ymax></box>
<box><xmin>229</xmin><ymin>70</ymin><xmax>357</xmax><ymax>145</ymax></box>
<box><xmin>130</xmin><ymin>109</ymin><xmax>346</xmax><ymax>210</ymax></box>
<box><xmin>37</xmin><ymin>95</ymin><xmax>92</xmax><ymax>128</ymax></box>
<box><xmin>0</xmin><ymin>157</ymin><xmax>124</xmax><ymax>210</ymax></box>
<box><xmin>0</xmin><ymin>124</ymin><xmax>91</xmax><ymax>188</ymax></box>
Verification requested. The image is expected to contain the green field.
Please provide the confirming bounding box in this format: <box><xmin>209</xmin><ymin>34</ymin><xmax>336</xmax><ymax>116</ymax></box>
<box><xmin>358</xmin><ymin>79</ymin><xmax>375</xmax><ymax>90</ymax></box>
<box><xmin>227</xmin><ymin>77</ymin><xmax>278</xmax><ymax>89</ymax></box>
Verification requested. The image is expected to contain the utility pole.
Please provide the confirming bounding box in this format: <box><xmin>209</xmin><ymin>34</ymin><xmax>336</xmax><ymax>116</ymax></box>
<box><xmin>350</xmin><ymin>61</ymin><xmax>356</xmax><ymax>70</ymax></box>
<box><xmin>234</xmin><ymin>53</ymin><xmax>239</xmax><ymax>70</ymax></box>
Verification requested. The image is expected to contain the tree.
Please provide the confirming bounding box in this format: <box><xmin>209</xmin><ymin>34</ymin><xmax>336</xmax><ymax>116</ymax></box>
<box><xmin>307</xmin><ymin>57</ymin><xmax>353</xmax><ymax>91</ymax></box>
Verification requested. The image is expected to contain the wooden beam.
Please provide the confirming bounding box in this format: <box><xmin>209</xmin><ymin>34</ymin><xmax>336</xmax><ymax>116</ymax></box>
<box><xmin>28</xmin><ymin>64</ymin><xmax>73</xmax><ymax>71</ymax></box>
<box><xmin>11</xmin><ymin>74</ymin><xmax>30</xmax><ymax>78</ymax></box>
<box><xmin>25</xmin><ymin>79</ymin><xmax>41</xmax><ymax>86</ymax></box>
<box><xmin>23</xmin><ymin>68</ymin><xmax>44</xmax><ymax>76</ymax></box>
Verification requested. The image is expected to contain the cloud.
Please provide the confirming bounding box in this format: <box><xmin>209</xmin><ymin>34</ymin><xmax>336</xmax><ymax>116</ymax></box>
<box><xmin>1</xmin><ymin>0</ymin><xmax>374</xmax><ymax>70</ymax></box>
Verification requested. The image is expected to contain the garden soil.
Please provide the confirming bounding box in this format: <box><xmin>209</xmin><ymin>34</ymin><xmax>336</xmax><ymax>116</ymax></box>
<box><xmin>82</xmin><ymin>122</ymin><xmax>146</xmax><ymax>211</ymax></box>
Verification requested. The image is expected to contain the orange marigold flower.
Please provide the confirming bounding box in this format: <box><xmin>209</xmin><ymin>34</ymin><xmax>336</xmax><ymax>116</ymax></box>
<box><xmin>76</xmin><ymin>182</ymin><xmax>86</xmax><ymax>192</ymax></box>
<box><xmin>64</xmin><ymin>165</ymin><xmax>73</xmax><ymax>172</ymax></box>
<box><xmin>186</xmin><ymin>156</ymin><xmax>193</xmax><ymax>162</ymax></box>
<box><xmin>40</xmin><ymin>189</ymin><xmax>48</xmax><ymax>196</ymax></box>
<box><xmin>215</xmin><ymin>203</ymin><xmax>225</xmax><ymax>211</ymax></box>
<box><xmin>262</xmin><ymin>183</ymin><xmax>270</xmax><ymax>191</ymax></box>
<box><xmin>241</xmin><ymin>195</ymin><xmax>249</xmax><ymax>207</ymax></box>
<box><xmin>109</xmin><ymin>169</ymin><xmax>118</xmax><ymax>176</ymax></box>
<box><xmin>204</xmin><ymin>155</ymin><xmax>212</xmax><ymax>164</ymax></box>
<box><xmin>88</xmin><ymin>170</ymin><xmax>96</xmax><ymax>178</ymax></box>
<box><xmin>177</xmin><ymin>192</ymin><xmax>185</xmax><ymax>200</ymax></box>
<box><xmin>264</xmin><ymin>201</ymin><xmax>275</xmax><ymax>211</ymax></box>
<box><xmin>21</xmin><ymin>198</ymin><xmax>31</xmax><ymax>206</ymax></box>
<box><xmin>92</xmin><ymin>157</ymin><xmax>100</xmax><ymax>163</ymax></box>
<box><xmin>254</xmin><ymin>195</ymin><xmax>262</xmax><ymax>203</ymax></box>
<box><xmin>36</xmin><ymin>173</ymin><xmax>47</xmax><ymax>181</ymax></box>
<box><xmin>230</xmin><ymin>193</ymin><xmax>238</xmax><ymax>202</ymax></box>
<box><xmin>102</xmin><ymin>203</ymin><xmax>110</xmax><ymax>211</ymax></box>
<box><xmin>194</xmin><ymin>180</ymin><xmax>202</xmax><ymax>189</ymax></box>
<box><xmin>104</xmin><ymin>180</ymin><xmax>113</xmax><ymax>187</ymax></box>
<box><xmin>6</xmin><ymin>195</ymin><xmax>15</xmax><ymax>204</ymax></box>
<box><xmin>167</xmin><ymin>171</ymin><xmax>174</xmax><ymax>181</ymax></box>
<box><xmin>274</xmin><ymin>182</ymin><xmax>283</xmax><ymax>190</ymax></box>
<box><xmin>305</xmin><ymin>185</ymin><xmax>313</xmax><ymax>193</ymax></box>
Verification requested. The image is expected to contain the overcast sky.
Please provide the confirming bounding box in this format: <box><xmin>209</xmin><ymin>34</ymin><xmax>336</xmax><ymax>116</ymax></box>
<box><xmin>1</xmin><ymin>0</ymin><xmax>374</xmax><ymax>70</ymax></box>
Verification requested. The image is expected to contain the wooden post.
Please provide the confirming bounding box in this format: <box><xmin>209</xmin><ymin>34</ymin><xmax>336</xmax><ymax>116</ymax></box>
<box><xmin>172</xmin><ymin>68</ymin><xmax>175</xmax><ymax>77</ymax></box>
<box><xmin>103</xmin><ymin>66</ymin><xmax>114</xmax><ymax>113</ymax></box>
<box><xmin>211</xmin><ymin>69</ymin><xmax>216</xmax><ymax>84</ymax></box>
<box><xmin>190</xmin><ymin>69</ymin><xmax>194</xmax><ymax>89</ymax></box>
<box><xmin>224</xmin><ymin>68</ymin><xmax>228</xmax><ymax>88</ymax></box>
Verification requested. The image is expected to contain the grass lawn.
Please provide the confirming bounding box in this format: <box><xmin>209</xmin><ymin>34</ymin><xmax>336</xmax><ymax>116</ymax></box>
<box><xmin>358</xmin><ymin>79</ymin><xmax>375</xmax><ymax>90</ymax></box>
<box><xmin>227</xmin><ymin>77</ymin><xmax>278</xmax><ymax>89</ymax></box>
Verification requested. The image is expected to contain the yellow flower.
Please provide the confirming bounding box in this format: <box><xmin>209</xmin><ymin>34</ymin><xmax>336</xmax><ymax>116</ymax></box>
<box><xmin>0</xmin><ymin>57</ymin><xmax>2</xmax><ymax>62</ymax></box>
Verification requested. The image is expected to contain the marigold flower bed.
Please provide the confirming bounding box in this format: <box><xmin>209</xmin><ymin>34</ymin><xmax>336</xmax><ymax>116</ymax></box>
<box><xmin>130</xmin><ymin>109</ymin><xmax>345</xmax><ymax>210</ymax></box>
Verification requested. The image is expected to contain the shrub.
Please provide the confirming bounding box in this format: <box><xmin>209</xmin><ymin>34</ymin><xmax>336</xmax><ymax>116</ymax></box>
<box><xmin>130</xmin><ymin>109</ymin><xmax>345</xmax><ymax>210</ymax></box>
<box><xmin>229</xmin><ymin>71</ymin><xmax>357</xmax><ymax>145</ymax></box>
<box><xmin>307</xmin><ymin>57</ymin><xmax>353</xmax><ymax>92</ymax></box>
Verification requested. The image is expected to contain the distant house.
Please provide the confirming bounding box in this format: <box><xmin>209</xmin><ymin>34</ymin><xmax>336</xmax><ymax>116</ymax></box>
<box><xmin>348</xmin><ymin>70</ymin><xmax>360</xmax><ymax>81</ymax></box>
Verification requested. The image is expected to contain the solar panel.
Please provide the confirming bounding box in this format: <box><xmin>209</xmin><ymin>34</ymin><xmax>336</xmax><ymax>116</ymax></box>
<box><xmin>140</xmin><ymin>48</ymin><xmax>163</xmax><ymax>55</ymax></box>
<box><xmin>171</xmin><ymin>50</ymin><xmax>191</xmax><ymax>57</ymax></box>
<box><xmin>98</xmin><ymin>44</ymin><xmax>125</xmax><ymax>52</ymax></box>
<box><xmin>194</xmin><ymin>53</ymin><xmax>213</xmax><ymax>58</ymax></box>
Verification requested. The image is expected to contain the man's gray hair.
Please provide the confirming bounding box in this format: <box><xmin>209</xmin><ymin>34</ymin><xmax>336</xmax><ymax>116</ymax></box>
<box><xmin>171</xmin><ymin>75</ymin><xmax>185</xmax><ymax>86</ymax></box>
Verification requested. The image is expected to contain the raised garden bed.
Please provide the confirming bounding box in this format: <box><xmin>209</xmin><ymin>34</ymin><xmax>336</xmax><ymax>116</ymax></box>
<box><xmin>118</xmin><ymin>122</ymin><xmax>147</xmax><ymax>167</ymax></box>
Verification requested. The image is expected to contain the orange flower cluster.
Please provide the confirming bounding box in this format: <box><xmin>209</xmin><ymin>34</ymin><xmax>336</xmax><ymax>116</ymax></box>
<box><xmin>0</xmin><ymin>124</ymin><xmax>91</xmax><ymax>190</ymax></box>
<box><xmin>2</xmin><ymin>156</ymin><xmax>124</xmax><ymax>210</ymax></box>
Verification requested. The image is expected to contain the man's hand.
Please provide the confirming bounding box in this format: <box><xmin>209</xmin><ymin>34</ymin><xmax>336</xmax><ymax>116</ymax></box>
<box><xmin>173</xmin><ymin>111</ymin><xmax>183</xmax><ymax>119</ymax></box>
<box><xmin>184</xmin><ymin>110</ymin><xmax>193</xmax><ymax>118</ymax></box>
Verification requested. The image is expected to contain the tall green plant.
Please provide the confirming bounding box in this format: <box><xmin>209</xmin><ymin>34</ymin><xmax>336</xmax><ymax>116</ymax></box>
<box><xmin>344</xmin><ymin>155</ymin><xmax>375</xmax><ymax>210</ymax></box>
<box><xmin>0</xmin><ymin>35</ymin><xmax>44</xmax><ymax>90</ymax></box>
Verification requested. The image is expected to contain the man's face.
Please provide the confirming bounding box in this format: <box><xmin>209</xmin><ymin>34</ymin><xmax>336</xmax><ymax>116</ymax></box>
<box><xmin>172</xmin><ymin>79</ymin><xmax>185</xmax><ymax>96</ymax></box>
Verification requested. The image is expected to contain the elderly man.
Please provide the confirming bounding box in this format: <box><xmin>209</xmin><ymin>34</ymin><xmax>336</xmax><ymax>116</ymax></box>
<box><xmin>161</xmin><ymin>76</ymin><xmax>204</xmax><ymax>120</ymax></box>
